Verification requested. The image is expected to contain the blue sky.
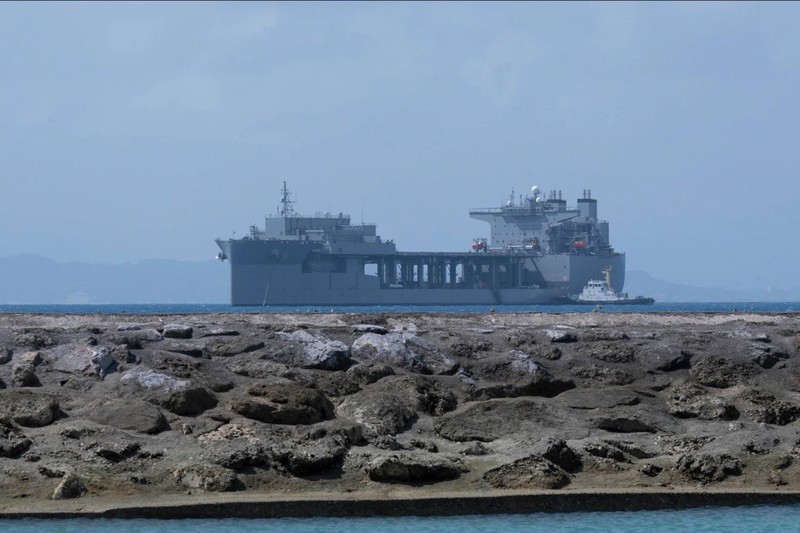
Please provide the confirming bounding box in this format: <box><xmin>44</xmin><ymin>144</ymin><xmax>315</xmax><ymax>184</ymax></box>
<box><xmin>1</xmin><ymin>2</ymin><xmax>798</xmax><ymax>290</ymax></box>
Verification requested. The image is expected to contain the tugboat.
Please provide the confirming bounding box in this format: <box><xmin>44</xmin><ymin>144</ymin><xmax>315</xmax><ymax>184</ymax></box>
<box><xmin>574</xmin><ymin>267</ymin><xmax>654</xmax><ymax>305</ymax></box>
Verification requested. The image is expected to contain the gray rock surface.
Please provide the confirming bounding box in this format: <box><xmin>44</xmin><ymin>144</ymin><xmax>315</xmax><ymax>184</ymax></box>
<box><xmin>230</xmin><ymin>383</ymin><xmax>333</xmax><ymax>425</ymax></box>
<box><xmin>483</xmin><ymin>454</ymin><xmax>570</xmax><ymax>489</ymax></box>
<box><xmin>0</xmin><ymin>418</ymin><xmax>32</xmax><ymax>457</ymax></box>
<box><xmin>366</xmin><ymin>453</ymin><xmax>465</xmax><ymax>483</ymax></box>
<box><xmin>676</xmin><ymin>453</ymin><xmax>743</xmax><ymax>483</ymax></box>
<box><xmin>84</xmin><ymin>400</ymin><xmax>169</xmax><ymax>434</ymax></box>
<box><xmin>173</xmin><ymin>463</ymin><xmax>238</xmax><ymax>492</ymax></box>
<box><xmin>351</xmin><ymin>332</ymin><xmax>457</xmax><ymax>375</ymax></box>
<box><xmin>0</xmin><ymin>311</ymin><xmax>798</xmax><ymax>502</ymax></box>
<box><xmin>162</xmin><ymin>324</ymin><xmax>193</xmax><ymax>339</ymax></box>
<box><xmin>0</xmin><ymin>390</ymin><xmax>60</xmax><ymax>427</ymax></box>
<box><xmin>51</xmin><ymin>473</ymin><xmax>87</xmax><ymax>500</ymax></box>
<box><xmin>11</xmin><ymin>364</ymin><xmax>40</xmax><ymax>387</ymax></box>
<box><xmin>155</xmin><ymin>387</ymin><xmax>218</xmax><ymax>416</ymax></box>
<box><xmin>278</xmin><ymin>330</ymin><xmax>351</xmax><ymax>370</ymax></box>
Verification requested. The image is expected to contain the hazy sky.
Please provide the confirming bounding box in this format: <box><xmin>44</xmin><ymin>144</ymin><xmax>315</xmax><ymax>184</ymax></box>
<box><xmin>2</xmin><ymin>2</ymin><xmax>799</xmax><ymax>290</ymax></box>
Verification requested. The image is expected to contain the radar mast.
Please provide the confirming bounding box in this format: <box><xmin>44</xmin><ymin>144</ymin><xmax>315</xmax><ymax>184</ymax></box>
<box><xmin>279</xmin><ymin>181</ymin><xmax>297</xmax><ymax>217</ymax></box>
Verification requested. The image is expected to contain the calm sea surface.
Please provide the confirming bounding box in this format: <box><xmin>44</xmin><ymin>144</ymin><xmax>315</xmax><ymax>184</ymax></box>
<box><xmin>0</xmin><ymin>302</ymin><xmax>799</xmax><ymax>314</ymax></box>
<box><xmin>2</xmin><ymin>505</ymin><xmax>800</xmax><ymax>532</ymax></box>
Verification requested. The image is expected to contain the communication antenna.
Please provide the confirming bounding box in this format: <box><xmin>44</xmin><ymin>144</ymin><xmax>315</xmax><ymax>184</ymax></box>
<box><xmin>279</xmin><ymin>181</ymin><xmax>296</xmax><ymax>217</ymax></box>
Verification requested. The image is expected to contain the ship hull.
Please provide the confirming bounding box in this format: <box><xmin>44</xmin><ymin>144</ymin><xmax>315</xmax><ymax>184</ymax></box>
<box><xmin>573</xmin><ymin>297</ymin><xmax>655</xmax><ymax>305</ymax></box>
<box><xmin>218</xmin><ymin>238</ymin><xmax>624</xmax><ymax>306</ymax></box>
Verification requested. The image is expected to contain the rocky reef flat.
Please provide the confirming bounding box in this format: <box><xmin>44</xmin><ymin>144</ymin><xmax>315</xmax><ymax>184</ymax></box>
<box><xmin>1</xmin><ymin>311</ymin><xmax>800</xmax><ymax>516</ymax></box>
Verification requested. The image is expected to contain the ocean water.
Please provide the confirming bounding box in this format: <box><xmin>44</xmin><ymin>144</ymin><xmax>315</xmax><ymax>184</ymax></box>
<box><xmin>0</xmin><ymin>302</ymin><xmax>798</xmax><ymax>314</ymax></box>
<box><xmin>2</xmin><ymin>505</ymin><xmax>800</xmax><ymax>532</ymax></box>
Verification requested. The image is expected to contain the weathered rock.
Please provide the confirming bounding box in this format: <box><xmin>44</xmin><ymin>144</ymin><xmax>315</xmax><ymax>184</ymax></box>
<box><xmin>352</xmin><ymin>324</ymin><xmax>388</xmax><ymax>334</ymax></box>
<box><xmin>435</xmin><ymin>399</ymin><xmax>572</xmax><ymax>443</ymax></box>
<box><xmin>676</xmin><ymin>453</ymin><xmax>743</xmax><ymax>483</ymax></box>
<box><xmin>0</xmin><ymin>418</ymin><xmax>32</xmax><ymax>457</ymax></box>
<box><xmin>230</xmin><ymin>383</ymin><xmax>334</xmax><ymax>425</ymax></box>
<box><xmin>199</xmin><ymin>328</ymin><xmax>240</xmax><ymax>337</ymax></box>
<box><xmin>278</xmin><ymin>330</ymin><xmax>351</xmax><ymax>370</ymax></box>
<box><xmin>533</xmin><ymin>437</ymin><xmax>582</xmax><ymax>473</ymax></box>
<box><xmin>203</xmin><ymin>338</ymin><xmax>265</xmax><ymax>358</ymax></box>
<box><xmin>366</xmin><ymin>453</ymin><xmax>465</xmax><ymax>483</ymax></box>
<box><xmin>15</xmin><ymin>333</ymin><xmax>55</xmax><ymax>349</ymax></box>
<box><xmin>272</xmin><ymin>436</ymin><xmax>348</xmax><ymax>476</ymax></box>
<box><xmin>593</xmin><ymin>416</ymin><xmax>658</xmax><ymax>433</ymax></box>
<box><xmin>583</xmin><ymin>442</ymin><xmax>627</xmax><ymax>462</ymax></box>
<box><xmin>95</xmin><ymin>441</ymin><xmax>141</xmax><ymax>462</ymax></box>
<box><xmin>560</xmin><ymin>388</ymin><xmax>639</xmax><ymax>410</ymax></box>
<box><xmin>18</xmin><ymin>350</ymin><xmax>43</xmax><ymax>366</ymax></box>
<box><xmin>11</xmin><ymin>364</ymin><xmax>41</xmax><ymax>387</ymax></box>
<box><xmin>302</xmin><ymin>371</ymin><xmax>361</xmax><ymax>398</ymax></box>
<box><xmin>337</xmin><ymin>392</ymin><xmax>417</xmax><ymax>438</ymax></box>
<box><xmin>753</xmin><ymin>350</ymin><xmax>787</xmax><ymax>369</ymax></box>
<box><xmin>667</xmin><ymin>383</ymin><xmax>739</xmax><ymax>420</ymax></box>
<box><xmin>444</xmin><ymin>336</ymin><xmax>493</xmax><ymax>359</ymax></box>
<box><xmin>640</xmin><ymin>346</ymin><xmax>692</xmax><ymax>372</ymax></box>
<box><xmin>586</xmin><ymin>343</ymin><xmax>635</xmax><ymax>363</ymax></box>
<box><xmin>155</xmin><ymin>387</ymin><xmax>218</xmax><ymax>416</ymax></box>
<box><xmin>346</xmin><ymin>363</ymin><xmax>395</xmax><ymax>385</ymax></box>
<box><xmin>640</xmin><ymin>464</ymin><xmax>663</xmax><ymax>477</ymax></box>
<box><xmin>606</xmin><ymin>440</ymin><xmax>659</xmax><ymax>459</ymax></box>
<box><xmin>483</xmin><ymin>454</ymin><xmax>570</xmax><ymax>489</ymax></box>
<box><xmin>173</xmin><ymin>463</ymin><xmax>238</xmax><ymax>492</ymax></box>
<box><xmin>461</xmin><ymin>442</ymin><xmax>489</xmax><ymax>456</ymax></box>
<box><xmin>571</xmin><ymin>365</ymin><xmax>634</xmax><ymax>386</ymax></box>
<box><xmin>49</xmin><ymin>345</ymin><xmax>118</xmax><ymax>376</ymax></box>
<box><xmin>527</xmin><ymin>345</ymin><xmax>563</xmax><ymax>361</ymax></box>
<box><xmin>152</xmin><ymin>352</ymin><xmax>204</xmax><ymax>379</ymax></box>
<box><xmin>108</xmin><ymin>328</ymin><xmax>162</xmax><ymax>348</ymax></box>
<box><xmin>580</xmin><ymin>330</ymin><xmax>629</xmax><ymax>342</ymax></box>
<box><xmin>197</xmin><ymin>424</ymin><xmax>271</xmax><ymax>470</ymax></box>
<box><xmin>0</xmin><ymin>390</ymin><xmax>60</xmax><ymax>427</ymax></box>
<box><xmin>0</xmin><ymin>348</ymin><xmax>12</xmax><ymax>365</ymax></box>
<box><xmin>51</xmin><ymin>473</ymin><xmax>87</xmax><ymax>500</ymax></box>
<box><xmin>471</xmin><ymin>351</ymin><xmax>575</xmax><ymax>400</ymax></box>
<box><xmin>690</xmin><ymin>356</ymin><xmax>756</xmax><ymax>388</ymax></box>
<box><xmin>162</xmin><ymin>324</ymin><xmax>193</xmax><ymax>339</ymax></box>
<box><xmin>744</xmin><ymin>392</ymin><xmax>800</xmax><ymax>425</ymax></box>
<box><xmin>120</xmin><ymin>368</ymin><xmax>188</xmax><ymax>392</ymax></box>
<box><xmin>90</xmin><ymin>347</ymin><xmax>117</xmax><ymax>376</ymax></box>
<box><xmin>374</xmin><ymin>435</ymin><xmax>403</xmax><ymax>450</ymax></box>
<box><xmin>227</xmin><ymin>360</ymin><xmax>289</xmax><ymax>379</ymax></box>
<box><xmin>351</xmin><ymin>332</ymin><xmax>457</xmax><ymax>375</ymax></box>
<box><xmin>742</xmin><ymin>436</ymin><xmax>780</xmax><ymax>455</ymax></box>
<box><xmin>162</xmin><ymin>341</ymin><xmax>205</xmax><ymax>358</ymax></box>
<box><xmin>84</xmin><ymin>400</ymin><xmax>168</xmax><ymax>434</ymax></box>
<box><xmin>39</xmin><ymin>464</ymin><xmax>69</xmax><ymax>478</ymax></box>
<box><xmin>544</xmin><ymin>328</ymin><xmax>577</xmax><ymax>343</ymax></box>
<box><xmin>0</xmin><ymin>379</ymin><xmax>5</xmax><ymax>390</ymax></box>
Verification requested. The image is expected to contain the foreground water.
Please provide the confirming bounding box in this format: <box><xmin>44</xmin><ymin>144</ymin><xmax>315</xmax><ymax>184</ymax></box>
<box><xmin>0</xmin><ymin>302</ymin><xmax>799</xmax><ymax>314</ymax></box>
<box><xmin>3</xmin><ymin>505</ymin><xmax>800</xmax><ymax>532</ymax></box>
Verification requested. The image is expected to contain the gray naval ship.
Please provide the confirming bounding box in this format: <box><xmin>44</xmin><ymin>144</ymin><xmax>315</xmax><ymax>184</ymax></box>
<box><xmin>216</xmin><ymin>182</ymin><xmax>625</xmax><ymax>306</ymax></box>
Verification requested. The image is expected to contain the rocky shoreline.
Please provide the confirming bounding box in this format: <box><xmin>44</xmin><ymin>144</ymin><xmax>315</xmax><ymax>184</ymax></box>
<box><xmin>1</xmin><ymin>311</ymin><xmax>800</xmax><ymax>517</ymax></box>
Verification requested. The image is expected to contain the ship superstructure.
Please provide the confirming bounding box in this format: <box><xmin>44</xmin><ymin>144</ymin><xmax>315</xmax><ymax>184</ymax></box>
<box><xmin>216</xmin><ymin>182</ymin><xmax>626</xmax><ymax>306</ymax></box>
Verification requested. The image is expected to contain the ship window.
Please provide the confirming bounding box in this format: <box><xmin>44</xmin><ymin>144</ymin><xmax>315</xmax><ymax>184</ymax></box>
<box><xmin>363</xmin><ymin>262</ymin><xmax>378</xmax><ymax>277</ymax></box>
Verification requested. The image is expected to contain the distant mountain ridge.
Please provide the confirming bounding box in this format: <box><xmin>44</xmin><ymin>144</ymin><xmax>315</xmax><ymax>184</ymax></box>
<box><xmin>625</xmin><ymin>270</ymin><xmax>800</xmax><ymax>303</ymax></box>
<box><xmin>0</xmin><ymin>254</ymin><xmax>227</xmax><ymax>304</ymax></box>
<box><xmin>0</xmin><ymin>255</ymin><xmax>796</xmax><ymax>305</ymax></box>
